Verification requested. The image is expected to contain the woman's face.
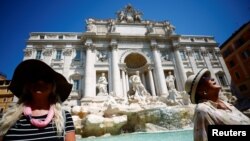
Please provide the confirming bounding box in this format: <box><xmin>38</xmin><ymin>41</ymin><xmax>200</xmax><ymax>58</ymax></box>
<box><xmin>202</xmin><ymin>77</ymin><xmax>221</xmax><ymax>90</ymax></box>
<box><xmin>29</xmin><ymin>80</ymin><xmax>53</xmax><ymax>96</ymax></box>
<box><xmin>196</xmin><ymin>76</ymin><xmax>221</xmax><ymax>101</ymax></box>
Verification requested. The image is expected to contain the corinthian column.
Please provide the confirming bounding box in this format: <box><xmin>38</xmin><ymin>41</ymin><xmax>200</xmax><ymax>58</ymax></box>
<box><xmin>121</xmin><ymin>69</ymin><xmax>127</xmax><ymax>98</ymax></box>
<box><xmin>110</xmin><ymin>39</ymin><xmax>122</xmax><ymax>97</ymax></box>
<box><xmin>173</xmin><ymin>45</ymin><xmax>187</xmax><ymax>91</ymax></box>
<box><xmin>148</xmin><ymin>68</ymin><xmax>156</xmax><ymax>96</ymax></box>
<box><xmin>150</xmin><ymin>40</ymin><xmax>168</xmax><ymax>96</ymax></box>
<box><xmin>84</xmin><ymin>39</ymin><xmax>96</xmax><ymax>97</ymax></box>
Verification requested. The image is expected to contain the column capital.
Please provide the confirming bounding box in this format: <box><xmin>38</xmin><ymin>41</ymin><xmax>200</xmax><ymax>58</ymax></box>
<box><xmin>173</xmin><ymin>44</ymin><xmax>181</xmax><ymax>50</ymax></box>
<box><xmin>150</xmin><ymin>39</ymin><xmax>159</xmax><ymax>50</ymax></box>
<box><xmin>214</xmin><ymin>48</ymin><xmax>222</xmax><ymax>57</ymax></box>
<box><xmin>42</xmin><ymin>49</ymin><xmax>53</xmax><ymax>56</ymax></box>
<box><xmin>120</xmin><ymin>67</ymin><xmax>127</xmax><ymax>72</ymax></box>
<box><xmin>84</xmin><ymin>38</ymin><xmax>95</xmax><ymax>50</ymax></box>
<box><xmin>200</xmin><ymin>47</ymin><xmax>208</xmax><ymax>56</ymax></box>
<box><xmin>63</xmin><ymin>48</ymin><xmax>73</xmax><ymax>56</ymax></box>
<box><xmin>119</xmin><ymin>63</ymin><xmax>127</xmax><ymax>72</ymax></box>
<box><xmin>150</xmin><ymin>44</ymin><xmax>159</xmax><ymax>50</ymax></box>
<box><xmin>24</xmin><ymin>49</ymin><xmax>33</xmax><ymax>57</ymax></box>
<box><xmin>110</xmin><ymin>39</ymin><xmax>118</xmax><ymax>50</ymax></box>
<box><xmin>85</xmin><ymin>43</ymin><xmax>95</xmax><ymax>50</ymax></box>
<box><xmin>186</xmin><ymin>51</ymin><xmax>192</xmax><ymax>57</ymax></box>
<box><xmin>147</xmin><ymin>65</ymin><xmax>154</xmax><ymax>71</ymax></box>
<box><xmin>110</xmin><ymin>44</ymin><xmax>118</xmax><ymax>50</ymax></box>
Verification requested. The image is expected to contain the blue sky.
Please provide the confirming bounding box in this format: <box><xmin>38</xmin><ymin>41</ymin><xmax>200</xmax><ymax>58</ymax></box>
<box><xmin>0</xmin><ymin>0</ymin><xmax>249</xmax><ymax>79</ymax></box>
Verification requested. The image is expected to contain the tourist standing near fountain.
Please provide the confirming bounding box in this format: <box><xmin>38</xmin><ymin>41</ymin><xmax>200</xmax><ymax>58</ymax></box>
<box><xmin>0</xmin><ymin>59</ymin><xmax>75</xmax><ymax>141</ymax></box>
<box><xmin>185</xmin><ymin>68</ymin><xmax>250</xmax><ymax>141</ymax></box>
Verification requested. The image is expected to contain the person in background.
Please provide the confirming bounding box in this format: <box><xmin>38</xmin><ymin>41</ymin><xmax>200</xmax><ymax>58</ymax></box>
<box><xmin>185</xmin><ymin>68</ymin><xmax>250</xmax><ymax>141</ymax></box>
<box><xmin>0</xmin><ymin>59</ymin><xmax>75</xmax><ymax>141</ymax></box>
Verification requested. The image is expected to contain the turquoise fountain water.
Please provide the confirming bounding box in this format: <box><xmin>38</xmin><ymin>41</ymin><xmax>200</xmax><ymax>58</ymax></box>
<box><xmin>78</xmin><ymin>129</ymin><xmax>193</xmax><ymax>141</ymax></box>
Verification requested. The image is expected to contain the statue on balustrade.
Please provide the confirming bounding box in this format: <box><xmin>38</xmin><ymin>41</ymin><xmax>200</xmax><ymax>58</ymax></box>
<box><xmin>86</xmin><ymin>18</ymin><xmax>97</xmax><ymax>32</ymax></box>
<box><xmin>108</xmin><ymin>19</ymin><xmax>116</xmax><ymax>33</ymax></box>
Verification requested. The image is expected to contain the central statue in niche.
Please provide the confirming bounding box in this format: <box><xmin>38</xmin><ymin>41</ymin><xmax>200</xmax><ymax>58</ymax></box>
<box><xmin>128</xmin><ymin>71</ymin><xmax>150</xmax><ymax>103</ymax></box>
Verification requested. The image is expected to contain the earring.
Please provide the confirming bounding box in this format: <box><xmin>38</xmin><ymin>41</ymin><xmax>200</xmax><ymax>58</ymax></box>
<box><xmin>203</xmin><ymin>91</ymin><xmax>207</xmax><ymax>95</ymax></box>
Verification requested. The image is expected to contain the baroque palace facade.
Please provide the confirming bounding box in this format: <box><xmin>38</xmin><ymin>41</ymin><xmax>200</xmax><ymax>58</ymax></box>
<box><xmin>23</xmin><ymin>5</ymin><xmax>231</xmax><ymax>106</ymax></box>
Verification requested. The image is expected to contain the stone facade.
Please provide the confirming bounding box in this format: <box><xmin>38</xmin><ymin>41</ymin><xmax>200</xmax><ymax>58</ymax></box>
<box><xmin>0</xmin><ymin>73</ymin><xmax>14</xmax><ymax>118</ymax></box>
<box><xmin>24</xmin><ymin>5</ymin><xmax>232</xmax><ymax>107</ymax></box>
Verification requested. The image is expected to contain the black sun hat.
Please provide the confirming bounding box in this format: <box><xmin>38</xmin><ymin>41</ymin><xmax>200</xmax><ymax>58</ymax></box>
<box><xmin>8</xmin><ymin>59</ymin><xmax>72</xmax><ymax>102</ymax></box>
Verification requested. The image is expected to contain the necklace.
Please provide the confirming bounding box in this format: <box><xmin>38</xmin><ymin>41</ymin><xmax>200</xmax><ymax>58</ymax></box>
<box><xmin>23</xmin><ymin>105</ymin><xmax>54</xmax><ymax>128</ymax></box>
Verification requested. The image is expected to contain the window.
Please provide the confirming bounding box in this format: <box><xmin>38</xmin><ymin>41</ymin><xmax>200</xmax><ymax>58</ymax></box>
<box><xmin>59</xmin><ymin>35</ymin><xmax>63</xmax><ymax>40</ymax></box>
<box><xmin>239</xmin><ymin>84</ymin><xmax>248</xmax><ymax>92</ymax></box>
<box><xmin>40</xmin><ymin>35</ymin><xmax>44</xmax><ymax>39</ymax></box>
<box><xmin>77</xmin><ymin>36</ymin><xmax>81</xmax><ymax>39</ymax></box>
<box><xmin>36</xmin><ymin>50</ymin><xmax>42</xmax><ymax>59</ymax></box>
<box><xmin>217</xmin><ymin>74</ymin><xmax>227</xmax><ymax>86</ymax></box>
<box><xmin>56</xmin><ymin>50</ymin><xmax>62</xmax><ymax>60</ymax></box>
<box><xmin>194</xmin><ymin>51</ymin><xmax>201</xmax><ymax>60</ymax></box>
<box><xmin>235</xmin><ymin>72</ymin><xmax>240</xmax><ymax>79</ymax></box>
<box><xmin>241</xmin><ymin>49</ymin><xmax>250</xmax><ymax>59</ymax></box>
<box><xmin>229</xmin><ymin>60</ymin><xmax>235</xmax><ymax>68</ymax></box>
<box><xmin>234</xmin><ymin>38</ymin><xmax>245</xmax><ymax>49</ymax></box>
<box><xmin>208</xmin><ymin>51</ymin><xmax>216</xmax><ymax>60</ymax></box>
<box><xmin>179</xmin><ymin>51</ymin><xmax>186</xmax><ymax>60</ymax></box>
<box><xmin>73</xmin><ymin>80</ymin><xmax>80</xmax><ymax>91</ymax></box>
<box><xmin>74</xmin><ymin>50</ymin><xmax>81</xmax><ymax>61</ymax></box>
<box><xmin>223</xmin><ymin>48</ymin><xmax>232</xmax><ymax>58</ymax></box>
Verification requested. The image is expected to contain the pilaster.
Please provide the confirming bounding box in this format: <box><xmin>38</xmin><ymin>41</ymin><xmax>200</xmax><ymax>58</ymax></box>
<box><xmin>83</xmin><ymin>39</ymin><xmax>96</xmax><ymax>97</ymax></box>
<box><xmin>110</xmin><ymin>39</ymin><xmax>122</xmax><ymax>97</ymax></box>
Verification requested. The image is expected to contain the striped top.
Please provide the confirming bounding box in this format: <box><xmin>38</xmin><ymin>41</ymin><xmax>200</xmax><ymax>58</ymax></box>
<box><xmin>3</xmin><ymin>110</ymin><xmax>75</xmax><ymax>141</ymax></box>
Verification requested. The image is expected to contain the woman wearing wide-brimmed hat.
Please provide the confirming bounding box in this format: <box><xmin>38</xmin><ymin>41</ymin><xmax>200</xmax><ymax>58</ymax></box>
<box><xmin>185</xmin><ymin>68</ymin><xmax>250</xmax><ymax>141</ymax></box>
<box><xmin>0</xmin><ymin>59</ymin><xmax>75</xmax><ymax>141</ymax></box>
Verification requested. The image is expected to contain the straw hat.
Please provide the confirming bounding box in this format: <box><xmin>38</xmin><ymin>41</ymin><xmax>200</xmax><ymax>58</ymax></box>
<box><xmin>185</xmin><ymin>68</ymin><xmax>210</xmax><ymax>104</ymax></box>
<box><xmin>8</xmin><ymin>59</ymin><xmax>72</xmax><ymax>102</ymax></box>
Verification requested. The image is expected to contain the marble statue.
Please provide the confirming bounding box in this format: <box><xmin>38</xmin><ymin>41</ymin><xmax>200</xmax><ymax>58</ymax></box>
<box><xmin>163</xmin><ymin>20</ymin><xmax>175</xmax><ymax>35</ymax></box>
<box><xmin>97</xmin><ymin>73</ymin><xmax>108</xmax><ymax>96</ymax></box>
<box><xmin>146</xmin><ymin>21</ymin><xmax>154</xmax><ymax>34</ymax></box>
<box><xmin>165</xmin><ymin>71</ymin><xmax>175</xmax><ymax>90</ymax></box>
<box><xmin>97</xmin><ymin>52</ymin><xmax>107</xmax><ymax>62</ymax></box>
<box><xmin>134</xmin><ymin>11</ymin><xmax>142</xmax><ymax>22</ymax></box>
<box><xmin>108</xmin><ymin>19</ymin><xmax>116</xmax><ymax>33</ymax></box>
<box><xmin>161</xmin><ymin>53</ymin><xmax>170</xmax><ymax>61</ymax></box>
<box><xmin>117</xmin><ymin>10</ymin><xmax>126</xmax><ymax>22</ymax></box>
<box><xmin>129</xmin><ymin>71</ymin><xmax>149</xmax><ymax>102</ymax></box>
<box><xmin>86</xmin><ymin>18</ymin><xmax>97</xmax><ymax>32</ymax></box>
<box><xmin>116</xmin><ymin>4</ymin><xmax>143</xmax><ymax>23</ymax></box>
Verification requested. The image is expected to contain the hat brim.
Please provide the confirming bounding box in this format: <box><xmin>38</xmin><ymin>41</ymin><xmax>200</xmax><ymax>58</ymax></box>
<box><xmin>187</xmin><ymin>68</ymin><xmax>210</xmax><ymax>104</ymax></box>
<box><xmin>8</xmin><ymin>59</ymin><xmax>72</xmax><ymax>102</ymax></box>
